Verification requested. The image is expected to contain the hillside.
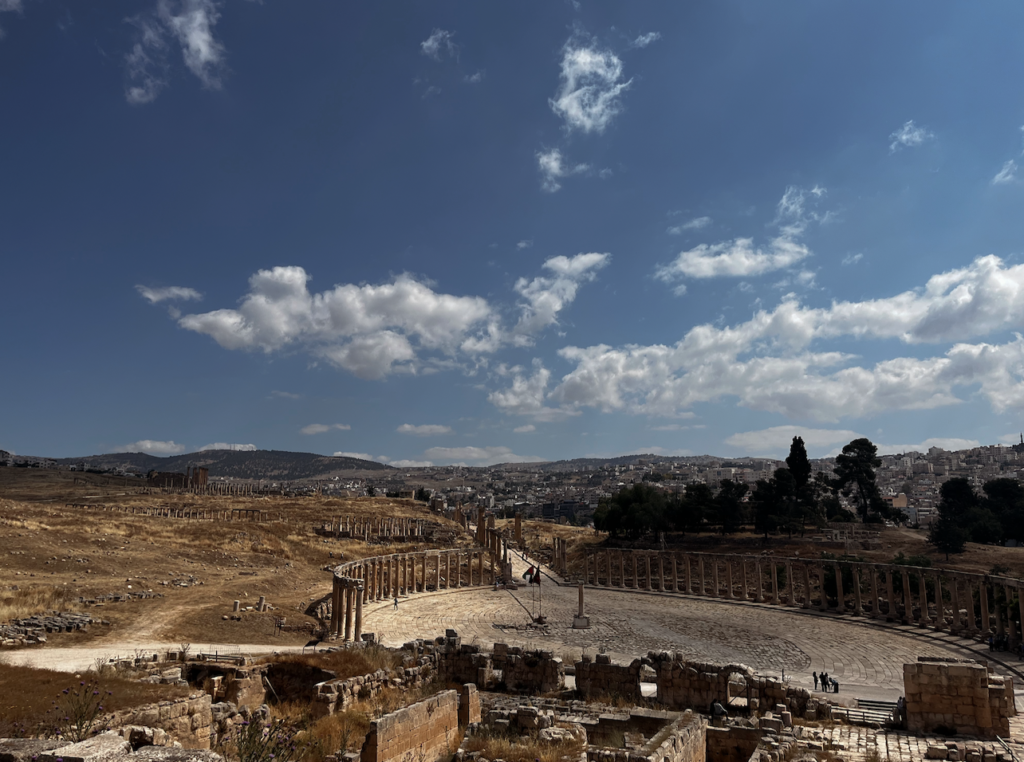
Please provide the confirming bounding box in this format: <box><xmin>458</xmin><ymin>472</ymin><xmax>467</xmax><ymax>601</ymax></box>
<box><xmin>51</xmin><ymin>449</ymin><xmax>390</xmax><ymax>481</ymax></box>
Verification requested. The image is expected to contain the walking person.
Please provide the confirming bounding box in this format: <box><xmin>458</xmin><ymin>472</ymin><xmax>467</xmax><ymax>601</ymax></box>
<box><xmin>394</xmin><ymin>596</ymin><xmax>399</xmax><ymax>609</ymax></box>
<box><xmin>813</xmin><ymin>672</ymin><xmax>819</xmax><ymax>691</ymax></box>
<box><xmin>821</xmin><ymin>672</ymin><xmax>829</xmax><ymax>692</ymax></box>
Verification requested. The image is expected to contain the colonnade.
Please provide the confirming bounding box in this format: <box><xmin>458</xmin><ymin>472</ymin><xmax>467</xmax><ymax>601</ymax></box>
<box><xmin>320</xmin><ymin>516</ymin><xmax>427</xmax><ymax>538</ymax></box>
<box><xmin>584</xmin><ymin>550</ymin><xmax>1024</xmax><ymax>643</ymax></box>
<box><xmin>64</xmin><ymin>502</ymin><xmax>267</xmax><ymax>522</ymax></box>
<box><xmin>328</xmin><ymin>547</ymin><xmax>498</xmax><ymax>641</ymax></box>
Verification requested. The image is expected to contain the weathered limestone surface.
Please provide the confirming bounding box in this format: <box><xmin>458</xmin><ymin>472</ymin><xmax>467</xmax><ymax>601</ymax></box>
<box><xmin>359</xmin><ymin>690</ymin><xmax>459</xmax><ymax>762</ymax></box>
<box><xmin>904</xmin><ymin>659</ymin><xmax>1015</xmax><ymax>739</ymax></box>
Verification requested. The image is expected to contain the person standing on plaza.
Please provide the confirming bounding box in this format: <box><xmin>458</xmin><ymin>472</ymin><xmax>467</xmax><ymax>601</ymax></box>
<box><xmin>813</xmin><ymin>672</ymin><xmax>819</xmax><ymax>690</ymax></box>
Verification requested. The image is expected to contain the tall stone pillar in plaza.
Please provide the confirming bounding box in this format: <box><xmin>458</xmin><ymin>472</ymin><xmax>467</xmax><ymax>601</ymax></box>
<box><xmin>725</xmin><ymin>559</ymin><xmax>733</xmax><ymax>599</ymax></box>
<box><xmin>870</xmin><ymin>567</ymin><xmax>880</xmax><ymax>619</ymax></box>
<box><xmin>514</xmin><ymin>513</ymin><xmax>523</xmax><ymax>545</ymax></box>
<box><xmin>354</xmin><ymin>583</ymin><xmax>364</xmax><ymax>640</ymax></box>
<box><xmin>802</xmin><ymin>564</ymin><xmax>811</xmax><ymax>609</ymax></box>
<box><xmin>698</xmin><ymin>556</ymin><xmax>705</xmax><ymax>595</ymax></box>
<box><xmin>933</xmin><ymin>574</ymin><xmax>943</xmax><ymax>629</ymax></box>
<box><xmin>477</xmin><ymin>550</ymin><xmax>484</xmax><ymax>586</ymax></box>
<box><xmin>918</xmin><ymin>573</ymin><xmax>929</xmax><ymax>627</ymax></box>
<box><xmin>632</xmin><ymin>553</ymin><xmax>639</xmax><ymax>589</ymax></box>
<box><xmin>755</xmin><ymin>560</ymin><xmax>764</xmax><ymax>603</ymax></box>
<box><xmin>658</xmin><ymin>555</ymin><xmax>665</xmax><ymax>592</ymax></box>
<box><xmin>671</xmin><ymin>556</ymin><xmax>679</xmax><ymax>592</ymax></box>
<box><xmin>711</xmin><ymin>558</ymin><xmax>719</xmax><ymax>598</ymax></box>
<box><xmin>902</xmin><ymin>568</ymin><xmax>914</xmax><ymax>624</ymax></box>
<box><xmin>771</xmin><ymin>562</ymin><xmax>780</xmax><ymax>604</ymax></box>
<box><xmin>683</xmin><ymin>555</ymin><xmax>691</xmax><ymax>594</ymax></box>
<box><xmin>645</xmin><ymin>554</ymin><xmax>652</xmax><ymax>590</ymax></box>
<box><xmin>740</xmin><ymin>559</ymin><xmax>748</xmax><ymax>600</ymax></box>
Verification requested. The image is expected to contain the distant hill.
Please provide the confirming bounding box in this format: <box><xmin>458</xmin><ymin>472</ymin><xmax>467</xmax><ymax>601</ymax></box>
<box><xmin>51</xmin><ymin>449</ymin><xmax>390</xmax><ymax>481</ymax></box>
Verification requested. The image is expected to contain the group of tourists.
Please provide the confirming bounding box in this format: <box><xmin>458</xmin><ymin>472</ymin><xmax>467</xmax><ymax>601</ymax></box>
<box><xmin>812</xmin><ymin>671</ymin><xmax>839</xmax><ymax>693</ymax></box>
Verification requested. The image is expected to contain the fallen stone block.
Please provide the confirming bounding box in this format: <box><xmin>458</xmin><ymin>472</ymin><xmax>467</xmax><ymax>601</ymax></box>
<box><xmin>38</xmin><ymin>733</ymin><xmax>130</xmax><ymax>762</ymax></box>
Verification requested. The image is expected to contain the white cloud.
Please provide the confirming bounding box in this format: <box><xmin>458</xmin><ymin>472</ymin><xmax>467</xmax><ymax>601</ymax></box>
<box><xmin>333</xmin><ymin>451</ymin><xmax>374</xmax><ymax>461</ymax></box>
<box><xmin>124</xmin><ymin>0</ymin><xmax>226</xmax><ymax>104</ymax></box>
<box><xmin>544</xmin><ymin>254</ymin><xmax>1024</xmax><ymax>422</ymax></box>
<box><xmin>536</xmin><ymin>148</ymin><xmax>589</xmax><ymax>192</ymax></box>
<box><xmin>179</xmin><ymin>266</ymin><xmax>494</xmax><ymax>378</ymax></box>
<box><xmin>117</xmin><ymin>439</ymin><xmax>186</xmax><ymax>455</ymax></box>
<box><xmin>667</xmin><ymin>216</ymin><xmax>711</xmax><ymax>235</ymax></box>
<box><xmin>656</xmin><ymin>187</ymin><xmax>822</xmax><ymax>284</ymax></box>
<box><xmin>199</xmin><ymin>442</ymin><xmax>256</xmax><ymax>451</ymax></box>
<box><xmin>889</xmin><ymin>120</ymin><xmax>934</xmax><ymax>153</ymax></box>
<box><xmin>389</xmin><ymin>460</ymin><xmax>434</xmax><ymax>468</ymax></box>
<box><xmin>517</xmin><ymin>240</ymin><xmax>534</xmax><ymax>250</ymax></box>
<box><xmin>420</xmin><ymin>29</ymin><xmax>456</xmax><ymax>60</ymax></box>
<box><xmin>464</xmin><ymin>70</ymin><xmax>484</xmax><ymax>84</ymax></box>
<box><xmin>992</xmin><ymin>160</ymin><xmax>1017</xmax><ymax>185</ymax></box>
<box><xmin>631</xmin><ymin>32</ymin><xmax>660</xmax><ymax>48</ymax></box>
<box><xmin>488</xmin><ymin>360</ymin><xmax>578</xmax><ymax>422</ymax></box>
<box><xmin>136</xmin><ymin>285</ymin><xmax>202</xmax><ymax>303</ymax></box>
<box><xmin>513</xmin><ymin>253</ymin><xmax>610</xmax><ymax>339</ymax></box>
<box><xmin>725</xmin><ymin>426</ymin><xmax>863</xmax><ymax>455</ymax></box>
<box><xmin>397</xmin><ymin>424</ymin><xmax>453</xmax><ymax>436</ymax></box>
<box><xmin>270</xmin><ymin>390</ymin><xmax>301</xmax><ymax>399</ymax></box>
<box><xmin>422</xmin><ymin>445</ymin><xmax>541</xmax><ymax>466</ymax></box>
<box><xmin>549</xmin><ymin>36</ymin><xmax>631</xmax><ymax>133</ymax></box>
<box><xmin>0</xmin><ymin>0</ymin><xmax>23</xmax><ymax>41</ymax></box>
<box><xmin>301</xmin><ymin>423</ymin><xmax>350</xmax><ymax>435</ymax></box>
<box><xmin>841</xmin><ymin>253</ymin><xmax>863</xmax><ymax>266</ymax></box>
<box><xmin>513</xmin><ymin>424</ymin><xmax>536</xmax><ymax>433</ymax></box>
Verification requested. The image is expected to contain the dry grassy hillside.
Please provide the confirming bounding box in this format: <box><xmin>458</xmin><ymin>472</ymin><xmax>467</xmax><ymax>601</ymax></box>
<box><xmin>0</xmin><ymin>469</ymin><xmax>470</xmax><ymax>646</ymax></box>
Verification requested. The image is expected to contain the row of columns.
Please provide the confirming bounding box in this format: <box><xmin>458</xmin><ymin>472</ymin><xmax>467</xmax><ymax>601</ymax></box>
<box><xmin>65</xmin><ymin>503</ymin><xmax>260</xmax><ymax>521</ymax></box>
<box><xmin>321</xmin><ymin>516</ymin><xmax>426</xmax><ymax>538</ymax></box>
<box><xmin>584</xmin><ymin>551</ymin><xmax>1024</xmax><ymax>643</ymax></box>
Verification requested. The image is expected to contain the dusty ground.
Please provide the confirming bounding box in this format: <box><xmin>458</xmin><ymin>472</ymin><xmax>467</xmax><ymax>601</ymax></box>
<box><xmin>0</xmin><ymin>469</ymin><xmax>469</xmax><ymax>649</ymax></box>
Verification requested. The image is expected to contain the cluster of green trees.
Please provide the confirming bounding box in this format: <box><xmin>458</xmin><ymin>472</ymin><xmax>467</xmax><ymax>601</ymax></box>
<box><xmin>929</xmin><ymin>477</ymin><xmax>1024</xmax><ymax>557</ymax></box>
<box><xmin>595</xmin><ymin>436</ymin><xmax>902</xmax><ymax>539</ymax></box>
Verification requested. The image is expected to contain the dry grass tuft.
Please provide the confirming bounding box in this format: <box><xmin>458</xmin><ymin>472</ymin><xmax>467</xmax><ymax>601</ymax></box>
<box><xmin>264</xmin><ymin>644</ymin><xmax>403</xmax><ymax>682</ymax></box>
<box><xmin>463</xmin><ymin>726</ymin><xmax>586</xmax><ymax>762</ymax></box>
<box><xmin>0</xmin><ymin>586</ymin><xmax>71</xmax><ymax>623</ymax></box>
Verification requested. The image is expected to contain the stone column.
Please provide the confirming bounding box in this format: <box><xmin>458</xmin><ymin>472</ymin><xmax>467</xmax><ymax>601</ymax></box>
<box><xmin>354</xmin><ymin>584</ymin><xmax>364</xmax><ymax>641</ymax></box>
<box><xmin>995</xmin><ymin>587</ymin><xmax>1005</xmax><ymax>639</ymax></box>
<box><xmin>933</xmin><ymin>574</ymin><xmax>943</xmax><ymax>630</ymax></box>
<box><xmin>632</xmin><ymin>553</ymin><xmax>639</xmax><ymax>589</ymax></box>
<box><xmin>645</xmin><ymin>554</ymin><xmax>652</xmax><ymax>590</ymax></box>
<box><xmin>885</xmin><ymin>567</ymin><xmax>896</xmax><ymax>620</ymax></box>
<box><xmin>658</xmin><ymin>555</ymin><xmax>665</xmax><ymax>592</ymax></box>
<box><xmin>421</xmin><ymin>554</ymin><xmax>427</xmax><ymax>592</ymax></box>
<box><xmin>755</xmin><ymin>560</ymin><xmax>764</xmax><ymax>603</ymax></box>
<box><xmin>672</xmin><ymin>556</ymin><xmax>679</xmax><ymax>592</ymax></box>
<box><xmin>604</xmin><ymin>551</ymin><xmax>612</xmax><ymax>587</ymax></box>
<box><xmin>343</xmin><ymin>585</ymin><xmax>353</xmax><ymax>642</ymax></box>
<box><xmin>870</xmin><ymin>567</ymin><xmax>880</xmax><ymax>619</ymax></box>
<box><xmin>771</xmin><ymin>562</ymin><xmax>779</xmax><ymax>604</ymax></box>
<box><xmin>853</xmin><ymin>566</ymin><xmax>863</xmax><ymax>615</ymax></box>
<box><xmin>712</xmin><ymin>558</ymin><xmax>719</xmax><ymax>598</ymax></box>
<box><xmin>802</xmin><ymin>564</ymin><xmax>811</xmax><ymax>609</ymax></box>
<box><xmin>835</xmin><ymin>563</ymin><xmax>844</xmax><ymax>612</ymax></box>
<box><xmin>902</xmin><ymin>568</ymin><xmax>914</xmax><ymax>624</ymax></box>
<box><xmin>951</xmin><ymin>576</ymin><xmax>962</xmax><ymax>633</ymax></box>
<box><xmin>331</xmin><ymin>577</ymin><xmax>341</xmax><ymax>636</ymax></box>
<box><xmin>741</xmin><ymin>560</ymin><xmax>748</xmax><ymax>601</ymax></box>
<box><xmin>918</xmin><ymin>573</ymin><xmax>929</xmax><ymax>627</ymax></box>
<box><xmin>725</xmin><ymin>559</ymin><xmax>733</xmax><ymax>599</ymax></box>
<box><xmin>698</xmin><ymin>556</ymin><xmax>705</xmax><ymax>595</ymax></box>
<box><xmin>981</xmin><ymin>579</ymin><xmax>991</xmax><ymax>635</ymax></box>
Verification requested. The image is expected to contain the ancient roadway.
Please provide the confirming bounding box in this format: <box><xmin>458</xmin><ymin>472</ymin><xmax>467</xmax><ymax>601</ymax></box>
<box><xmin>363</xmin><ymin>554</ymin><xmax>1022</xmax><ymax>703</ymax></box>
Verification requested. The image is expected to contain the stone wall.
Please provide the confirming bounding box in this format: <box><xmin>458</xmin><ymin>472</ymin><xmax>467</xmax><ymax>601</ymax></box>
<box><xmin>105</xmin><ymin>694</ymin><xmax>214</xmax><ymax>749</ymax></box>
<box><xmin>574</xmin><ymin>654</ymin><xmax>642</xmax><ymax>702</ymax></box>
<box><xmin>359</xmin><ymin>690</ymin><xmax>460</xmax><ymax>762</ymax></box>
<box><xmin>704</xmin><ymin>726</ymin><xmax>762</xmax><ymax>762</ymax></box>
<box><xmin>904</xmin><ymin>658</ymin><xmax>1015</xmax><ymax>738</ymax></box>
<box><xmin>503</xmin><ymin>650</ymin><xmax>563</xmax><ymax>693</ymax></box>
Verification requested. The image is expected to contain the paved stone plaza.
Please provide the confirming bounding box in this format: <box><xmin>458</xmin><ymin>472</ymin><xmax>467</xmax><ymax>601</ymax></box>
<box><xmin>363</xmin><ymin>557</ymin><xmax>1023</xmax><ymax>703</ymax></box>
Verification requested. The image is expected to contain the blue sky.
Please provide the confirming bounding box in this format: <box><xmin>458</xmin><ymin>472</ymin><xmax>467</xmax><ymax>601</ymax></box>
<box><xmin>3</xmin><ymin>1</ymin><xmax>1024</xmax><ymax>465</ymax></box>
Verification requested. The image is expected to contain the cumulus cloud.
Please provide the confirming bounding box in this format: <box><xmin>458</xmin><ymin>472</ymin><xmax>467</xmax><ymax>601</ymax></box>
<box><xmin>464</xmin><ymin>70</ymin><xmax>484</xmax><ymax>84</ymax></box>
<box><xmin>631</xmin><ymin>32</ymin><xmax>660</xmax><ymax>48</ymax></box>
<box><xmin>199</xmin><ymin>442</ymin><xmax>256</xmax><ymax>451</ymax></box>
<box><xmin>517</xmin><ymin>240</ymin><xmax>534</xmax><ymax>250</ymax></box>
<box><xmin>655</xmin><ymin>187</ymin><xmax>823</xmax><ymax>286</ymax></box>
<box><xmin>397</xmin><ymin>424</ymin><xmax>452</xmax><ymax>436</ymax></box>
<box><xmin>540</xmin><ymin>255</ymin><xmax>1024</xmax><ymax>422</ymax></box>
<box><xmin>889</xmin><ymin>120</ymin><xmax>934</xmax><ymax>153</ymax></box>
<box><xmin>136</xmin><ymin>285</ymin><xmax>202</xmax><ymax>303</ymax></box>
<box><xmin>124</xmin><ymin>0</ymin><xmax>226</xmax><ymax>104</ymax></box>
<box><xmin>992</xmin><ymin>160</ymin><xmax>1017</xmax><ymax>185</ymax></box>
<box><xmin>513</xmin><ymin>424</ymin><xmax>536</xmax><ymax>433</ymax></box>
<box><xmin>842</xmin><ymin>253</ymin><xmax>864</xmax><ymax>266</ymax></box>
<box><xmin>549</xmin><ymin>36</ymin><xmax>631</xmax><ymax>133</ymax></box>
<box><xmin>117</xmin><ymin>439</ymin><xmax>186</xmax><ymax>455</ymax></box>
<box><xmin>0</xmin><ymin>0</ymin><xmax>23</xmax><ymax>41</ymax></box>
<box><xmin>667</xmin><ymin>216</ymin><xmax>711</xmax><ymax>235</ymax></box>
<box><xmin>537</xmin><ymin>148</ymin><xmax>589</xmax><ymax>192</ymax></box>
<box><xmin>725</xmin><ymin>426</ymin><xmax>862</xmax><ymax>455</ymax></box>
<box><xmin>178</xmin><ymin>266</ymin><xmax>494</xmax><ymax>379</ymax></box>
<box><xmin>488</xmin><ymin>361</ymin><xmax>579</xmax><ymax>421</ymax></box>
<box><xmin>422</xmin><ymin>445</ymin><xmax>541</xmax><ymax>465</ymax></box>
<box><xmin>420</xmin><ymin>29</ymin><xmax>456</xmax><ymax>60</ymax></box>
<box><xmin>513</xmin><ymin>253</ymin><xmax>610</xmax><ymax>339</ymax></box>
<box><xmin>300</xmin><ymin>423</ymin><xmax>350</xmax><ymax>435</ymax></box>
